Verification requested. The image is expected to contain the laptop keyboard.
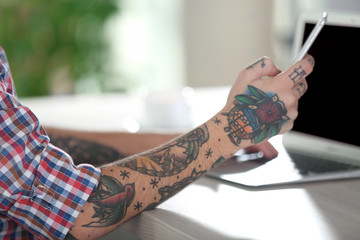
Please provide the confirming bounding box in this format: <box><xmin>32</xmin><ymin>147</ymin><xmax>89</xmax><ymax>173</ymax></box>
<box><xmin>287</xmin><ymin>150</ymin><xmax>360</xmax><ymax>176</ymax></box>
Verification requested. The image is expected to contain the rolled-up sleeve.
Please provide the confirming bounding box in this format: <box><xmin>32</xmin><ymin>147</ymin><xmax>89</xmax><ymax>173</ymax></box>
<box><xmin>0</xmin><ymin>47</ymin><xmax>101</xmax><ymax>240</ymax></box>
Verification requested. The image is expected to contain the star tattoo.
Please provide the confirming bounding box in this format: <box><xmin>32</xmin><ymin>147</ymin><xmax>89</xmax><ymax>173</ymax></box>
<box><xmin>213</xmin><ymin>117</ymin><xmax>222</xmax><ymax>125</ymax></box>
<box><xmin>134</xmin><ymin>201</ymin><xmax>143</xmax><ymax>211</ymax></box>
<box><xmin>150</xmin><ymin>178</ymin><xmax>159</xmax><ymax>189</ymax></box>
<box><xmin>205</xmin><ymin>148</ymin><xmax>213</xmax><ymax>159</ymax></box>
<box><xmin>120</xmin><ymin>170</ymin><xmax>130</xmax><ymax>180</ymax></box>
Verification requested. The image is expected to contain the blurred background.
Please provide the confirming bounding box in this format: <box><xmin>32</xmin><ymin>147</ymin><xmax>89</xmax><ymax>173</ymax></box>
<box><xmin>1</xmin><ymin>0</ymin><xmax>359</xmax><ymax>97</ymax></box>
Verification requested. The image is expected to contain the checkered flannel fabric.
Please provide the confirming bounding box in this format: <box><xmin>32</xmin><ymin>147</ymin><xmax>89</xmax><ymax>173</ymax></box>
<box><xmin>0</xmin><ymin>47</ymin><xmax>101</xmax><ymax>239</ymax></box>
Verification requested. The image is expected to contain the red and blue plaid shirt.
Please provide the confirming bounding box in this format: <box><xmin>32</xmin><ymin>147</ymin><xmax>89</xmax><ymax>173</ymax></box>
<box><xmin>0</xmin><ymin>47</ymin><xmax>101</xmax><ymax>239</ymax></box>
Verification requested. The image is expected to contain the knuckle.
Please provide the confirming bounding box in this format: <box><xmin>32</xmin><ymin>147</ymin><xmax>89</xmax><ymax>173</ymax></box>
<box><xmin>286</xmin><ymin>94</ymin><xmax>298</xmax><ymax>108</ymax></box>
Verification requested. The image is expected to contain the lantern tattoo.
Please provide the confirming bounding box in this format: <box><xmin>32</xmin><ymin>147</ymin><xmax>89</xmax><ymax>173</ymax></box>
<box><xmin>223</xmin><ymin>85</ymin><xmax>289</xmax><ymax>145</ymax></box>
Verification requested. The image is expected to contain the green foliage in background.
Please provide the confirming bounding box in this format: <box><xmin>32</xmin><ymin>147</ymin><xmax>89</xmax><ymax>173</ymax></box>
<box><xmin>0</xmin><ymin>0</ymin><xmax>119</xmax><ymax>96</ymax></box>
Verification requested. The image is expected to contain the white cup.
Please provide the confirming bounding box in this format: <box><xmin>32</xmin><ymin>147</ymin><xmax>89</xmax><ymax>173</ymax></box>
<box><xmin>143</xmin><ymin>87</ymin><xmax>194</xmax><ymax>129</ymax></box>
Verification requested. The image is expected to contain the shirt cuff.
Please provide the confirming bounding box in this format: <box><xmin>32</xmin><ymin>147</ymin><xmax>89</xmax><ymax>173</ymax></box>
<box><xmin>3</xmin><ymin>138</ymin><xmax>101</xmax><ymax>240</ymax></box>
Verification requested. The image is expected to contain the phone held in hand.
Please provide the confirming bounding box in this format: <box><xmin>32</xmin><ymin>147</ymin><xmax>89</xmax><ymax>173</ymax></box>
<box><xmin>293</xmin><ymin>12</ymin><xmax>328</xmax><ymax>63</ymax></box>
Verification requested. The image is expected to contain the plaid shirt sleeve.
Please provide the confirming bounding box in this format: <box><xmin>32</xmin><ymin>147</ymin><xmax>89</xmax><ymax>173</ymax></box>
<box><xmin>0</xmin><ymin>47</ymin><xmax>101</xmax><ymax>239</ymax></box>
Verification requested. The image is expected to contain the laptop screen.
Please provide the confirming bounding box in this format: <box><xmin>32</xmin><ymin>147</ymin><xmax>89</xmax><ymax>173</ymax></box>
<box><xmin>293</xmin><ymin>22</ymin><xmax>360</xmax><ymax>147</ymax></box>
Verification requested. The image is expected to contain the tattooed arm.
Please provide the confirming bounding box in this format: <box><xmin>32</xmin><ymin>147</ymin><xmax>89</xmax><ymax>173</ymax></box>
<box><xmin>66</xmin><ymin>55</ymin><xmax>314</xmax><ymax>239</ymax></box>
<box><xmin>46</xmin><ymin>127</ymin><xmax>277</xmax><ymax>168</ymax></box>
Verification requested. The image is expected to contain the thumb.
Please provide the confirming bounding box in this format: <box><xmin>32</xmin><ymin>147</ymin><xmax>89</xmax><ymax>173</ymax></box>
<box><xmin>245</xmin><ymin>57</ymin><xmax>281</xmax><ymax>80</ymax></box>
<box><xmin>244</xmin><ymin>140</ymin><xmax>278</xmax><ymax>160</ymax></box>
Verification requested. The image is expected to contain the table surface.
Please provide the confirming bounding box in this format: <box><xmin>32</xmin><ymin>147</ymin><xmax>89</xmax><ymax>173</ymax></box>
<box><xmin>121</xmin><ymin>177</ymin><xmax>360</xmax><ymax>240</ymax></box>
<box><xmin>21</xmin><ymin>87</ymin><xmax>360</xmax><ymax>240</ymax></box>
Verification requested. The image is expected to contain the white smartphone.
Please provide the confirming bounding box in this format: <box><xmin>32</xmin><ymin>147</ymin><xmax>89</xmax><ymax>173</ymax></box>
<box><xmin>293</xmin><ymin>12</ymin><xmax>328</xmax><ymax>63</ymax></box>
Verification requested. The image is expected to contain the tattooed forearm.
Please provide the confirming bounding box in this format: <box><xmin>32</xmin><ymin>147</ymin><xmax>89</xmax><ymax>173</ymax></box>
<box><xmin>78</xmin><ymin>124</ymin><xmax>213</xmax><ymax>230</ymax></box>
<box><xmin>211</xmin><ymin>156</ymin><xmax>227</xmax><ymax>169</ymax></box>
<box><xmin>223</xmin><ymin>85</ymin><xmax>289</xmax><ymax>145</ymax></box>
<box><xmin>144</xmin><ymin>168</ymin><xmax>207</xmax><ymax>210</ymax></box>
<box><xmin>49</xmin><ymin>135</ymin><xmax>126</xmax><ymax>166</ymax></box>
<box><xmin>117</xmin><ymin>124</ymin><xmax>209</xmax><ymax>177</ymax></box>
<box><xmin>64</xmin><ymin>55</ymin><xmax>314</xmax><ymax>239</ymax></box>
<box><xmin>82</xmin><ymin>175</ymin><xmax>135</xmax><ymax>228</ymax></box>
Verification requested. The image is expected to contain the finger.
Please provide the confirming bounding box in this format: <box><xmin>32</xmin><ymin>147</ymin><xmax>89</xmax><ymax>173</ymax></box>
<box><xmin>245</xmin><ymin>140</ymin><xmax>279</xmax><ymax>160</ymax></box>
<box><xmin>278</xmin><ymin>54</ymin><xmax>315</xmax><ymax>85</ymax></box>
<box><xmin>293</xmin><ymin>79</ymin><xmax>308</xmax><ymax>97</ymax></box>
<box><xmin>244</xmin><ymin>57</ymin><xmax>281</xmax><ymax>80</ymax></box>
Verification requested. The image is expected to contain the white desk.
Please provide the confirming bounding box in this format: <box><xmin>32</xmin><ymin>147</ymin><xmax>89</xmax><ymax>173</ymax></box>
<box><xmin>119</xmin><ymin>177</ymin><xmax>360</xmax><ymax>240</ymax></box>
<box><xmin>21</xmin><ymin>88</ymin><xmax>360</xmax><ymax>240</ymax></box>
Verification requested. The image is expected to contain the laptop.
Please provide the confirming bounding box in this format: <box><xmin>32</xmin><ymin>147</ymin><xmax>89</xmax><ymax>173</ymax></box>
<box><xmin>207</xmin><ymin>10</ymin><xmax>360</xmax><ymax>187</ymax></box>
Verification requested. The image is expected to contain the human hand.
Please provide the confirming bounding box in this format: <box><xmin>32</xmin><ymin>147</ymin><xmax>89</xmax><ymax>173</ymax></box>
<box><xmin>222</xmin><ymin>55</ymin><xmax>315</xmax><ymax>146</ymax></box>
<box><xmin>244</xmin><ymin>140</ymin><xmax>278</xmax><ymax>160</ymax></box>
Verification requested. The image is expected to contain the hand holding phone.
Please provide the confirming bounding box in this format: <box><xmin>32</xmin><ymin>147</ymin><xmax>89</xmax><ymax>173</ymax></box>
<box><xmin>293</xmin><ymin>12</ymin><xmax>328</xmax><ymax>63</ymax></box>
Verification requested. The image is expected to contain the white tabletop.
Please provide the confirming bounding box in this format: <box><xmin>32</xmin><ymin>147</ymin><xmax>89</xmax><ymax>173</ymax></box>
<box><xmin>121</xmin><ymin>176</ymin><xmax>360</xmax><ymax>240</ymax></box>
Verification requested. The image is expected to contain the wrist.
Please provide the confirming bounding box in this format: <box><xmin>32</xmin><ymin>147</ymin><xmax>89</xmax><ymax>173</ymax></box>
<box><xmin>204</xmin><ymin>110</ymin><xmax>253</xmax><ymax>161</ymax></box>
